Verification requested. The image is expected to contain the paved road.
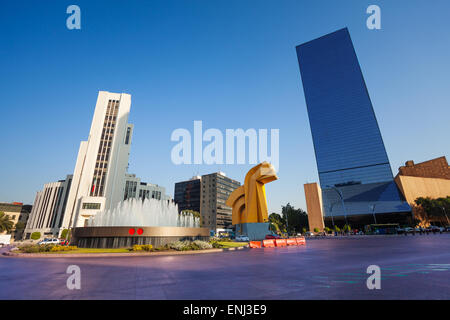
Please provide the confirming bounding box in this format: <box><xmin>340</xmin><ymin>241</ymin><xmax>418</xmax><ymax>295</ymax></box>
<box><xmin>1</xmin><ymin>235</ymin><xmax>449</xmax><ymax>299</ymax></box>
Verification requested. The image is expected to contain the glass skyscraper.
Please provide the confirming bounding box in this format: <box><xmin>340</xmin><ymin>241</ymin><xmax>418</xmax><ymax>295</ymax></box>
<box><xmin>296</xmin><ymin>28</ymin><xmax>410</xmax><ymax>219</ymax></box>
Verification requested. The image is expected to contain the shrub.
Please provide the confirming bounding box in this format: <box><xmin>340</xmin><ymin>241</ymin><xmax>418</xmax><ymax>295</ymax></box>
<box><xmin>168</xmin><ymin>241</ymin><xmax>191</xmax><ymax>251</ymax></box>
<box><xmin>314</xmin><ymin>228</ymin><xmax>319</xmax><ymax>233</ymax></box>
<box><xmin>19</xmin><ymin>244</ymin><xmax>61</xmax><ymax>253</ymax></box>
<box><xmin>31</xmin><ymin>232</ymin><xmax>41</xmax><ymax>240</ymax></box>
<box><xmin>19</xmin><ymin>244</ymin><xmax>40</xmax><ymax>253</ymax></box>
<box><xmin>191</xmin><ymin>240</ymin><xmax>212</xmax><ymax>250</ymax></box>
<box><xmin>50</xmin><ymin>245</ymin><xmax>77</xmax><ymax>252</ymax></box>
<box><xmin>209</xmin><ymin>240</ymin><xmax>223</xmax><ymax>248</ymax></box>
<box><xmin>131</xmin><ymin>244</ymin><xmax>153</xmax><ymax>252</ymax></box>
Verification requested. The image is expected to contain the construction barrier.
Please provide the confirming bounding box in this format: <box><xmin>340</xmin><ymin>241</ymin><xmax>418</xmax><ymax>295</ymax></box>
<box><xmin>262</xmin><ymin>239</ymin><xmax>276</xmax><ymax>247</ymax></box>
<box><xmin>249</xmin><ymin>238</ymin><xmax>306</xmax><ymax>248</ymax></box>
<box><xmin>249</xmin><ymin>241</ymin><xmax>262</xmax><ymax>248</ymax></box>
<box><xmin>275</xmin><ymin>239</ymin><xmax>287</xmax><ymax>247</ymax></box>
<box><xmin>286</xmin><ymin>238</ymin><xmax>297</xmax><ymax>246</ymax></box>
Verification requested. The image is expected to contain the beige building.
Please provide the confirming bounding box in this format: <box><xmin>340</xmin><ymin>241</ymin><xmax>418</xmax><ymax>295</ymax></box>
<box><xmin>303</xmin><ymin>183</ymin><xmax>325</xmax><ymax>232</ymax></box>
<box><xmin>0</xmin><ymin>202</ymin><xmax>31</xmax><ymax>241</ymax></box>
<box><xmin>394</xmin><ymin>156</ymin><xmax>450</xmax><ymax>203</ymax></box>
<box><xmin>394</xmin><ymin>156</ymin><xmax>450</xmax><ymax>225</ymax></box>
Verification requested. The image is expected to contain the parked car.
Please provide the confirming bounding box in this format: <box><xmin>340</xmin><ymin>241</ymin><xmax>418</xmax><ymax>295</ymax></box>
<box><xmin>59</xmin><ymin>239</ymin><xmax>69</xmax><ymax>246</ymax></box>
<box><xmin>37</xmin><ymin>238</ymin><xmax>59</xmax><ymax>245</ymax></box>
<box><xmin>305</xmin><ymin>231</ymin><xmax>315</xmax><ymax>237</ymax></box>
<box><xmin>265</xmin><ymin>234</ymin><xmax>281</xmax><ymax>240</ymax></box>
<box><xmin>404</xmin><ymin>227</ymin><xmax>415</xmax><ymax>234</ymax></box>
<box><xmin>235</xmin><ymin>235</ymin><xmax>250</xmax><ymax>242</ymax></box>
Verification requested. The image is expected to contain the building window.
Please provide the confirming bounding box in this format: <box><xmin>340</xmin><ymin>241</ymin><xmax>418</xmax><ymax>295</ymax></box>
<box><xmin>82</xmin><ymin>203</ymin><xmax>101</xmax><ymax>210</ymax></box>
<box><xmin>125</xmin><ymin>127</ymin><xmax>131</xmax><ymax>144</ymax></box>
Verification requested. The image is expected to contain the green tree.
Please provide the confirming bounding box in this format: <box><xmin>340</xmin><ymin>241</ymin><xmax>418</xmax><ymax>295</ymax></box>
<box><xmin>343</xmin><ymin>224</ymin><xmax>351</xmax><ymax>233</ymax></box>
<box><xmin>0</xmin><ymin>212</ymin><xmax>14</xmax><ymax>234</ymax></box>
<box><xmin>14</xmin><ymin>221</ymin><xmax>25</xmax><ymax>232</ymax></box>
<box><xmin>31</xmin><ymin>232</ymin><xmax>41</xmax><ymax>240</ymax></box>
<box><xmin>415</xmin><ymin>196</ymin><xmax>450</xmax><ymax>221</ymax></box>
<box><xmin>60</xmin><ymin>229</ymin><xmax>69</xmax><ymax>239</ymax></box>
<box><xmin>314</xmin><ymin>227</ymin><xmax>319</xmax><ymax>233</ymax></box>
<box><xmin>269</xmin><ymin>213</ymin><xmax>284</xmax><ymax>234</ymax></box>
<box><xmin>281</xmin><ymin>203</ymin><xmax>309</xmax><ymax>234</ymax></box>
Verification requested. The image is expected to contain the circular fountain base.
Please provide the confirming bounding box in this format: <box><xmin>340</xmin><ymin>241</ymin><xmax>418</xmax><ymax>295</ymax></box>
<box><xmin>72</xmin><ymin>226</ymin><xmax>210</xmax><ymax>248</ymax></box>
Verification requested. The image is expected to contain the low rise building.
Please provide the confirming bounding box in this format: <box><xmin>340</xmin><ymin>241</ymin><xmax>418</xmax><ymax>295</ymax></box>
<box><xmin>394</xmin><ymin>156</ymin><xmax>450</xmax><ymax>225</ymax></box>
<box><xmin>0</xmin><ymin>202</ymin><xmax>32</xmax><ymax>241</ymax></box>
<box><xmin>124</xmin><ymin>173</ymin><xmax>171</xmax><ymax>201</ymax></box>
<box><xmin>175</xmin><ymin>173</ymin><xmax>240</xmax><ymax>233</ymax></box>
<box><xmin>23</xmin><ymin>175</ymin><xmax>73</xmax><ymax>238</ymax></box>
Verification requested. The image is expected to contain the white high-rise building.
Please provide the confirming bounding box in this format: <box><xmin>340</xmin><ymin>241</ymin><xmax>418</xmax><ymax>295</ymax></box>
<box><xmin>63</xmin><ymin>91</ymin><xmax>133</xmax><ymax>227</ymax></box>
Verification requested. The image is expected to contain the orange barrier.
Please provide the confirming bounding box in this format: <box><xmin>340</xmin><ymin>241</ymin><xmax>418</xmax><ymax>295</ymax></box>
<box><xmin>262</xmin><ymin>239</ymin><xmax>275</xmax><ymax>247</ymax></box>
<box><xmin>275</xmin><ymin>239</ymin><xmax>287</xmax><ymax>247</ymax></box>
<box><xmin>249</xmin><ymin>241</ymin><xmax>262</xmax><ymax>248</ymax></box>
<box><xmin>295</xmin><ymin>237</ymin><xmax>306</xmax><ymax>245</ymax></box>
<box><xmin>286</xmin><ymin>238</ymin><xmax>297</xmax><ymax>246</ymax></box>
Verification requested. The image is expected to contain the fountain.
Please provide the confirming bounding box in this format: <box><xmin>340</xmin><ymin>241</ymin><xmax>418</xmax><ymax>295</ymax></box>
<box><xmin>71</xmin><ymin>198</ymin><xmax>209</xmax><ymax>248</ymax></box>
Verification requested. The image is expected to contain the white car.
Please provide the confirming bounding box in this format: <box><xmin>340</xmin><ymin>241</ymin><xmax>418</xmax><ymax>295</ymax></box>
<box><xmin>235</xmin><ymin>235</ymin><xmax>250</xmax><ymax>242</ymax></box>
<box><xmin>38</xmin><ymin>238</ymin><xmax>59</xmax><ymax>245</ymax></box>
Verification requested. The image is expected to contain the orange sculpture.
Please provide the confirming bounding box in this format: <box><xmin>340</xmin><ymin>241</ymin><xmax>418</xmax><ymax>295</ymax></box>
<box><xmin>226</xmin><ymin>162</ymin><xmax>278</xmax><ymax>225</ymax></box>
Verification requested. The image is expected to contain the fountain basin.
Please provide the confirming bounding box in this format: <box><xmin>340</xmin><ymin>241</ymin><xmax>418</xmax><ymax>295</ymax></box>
<box><xmin>72</xmin><ymin>226</ymin><xmax>210</xmax><ymax>248</ymax></box>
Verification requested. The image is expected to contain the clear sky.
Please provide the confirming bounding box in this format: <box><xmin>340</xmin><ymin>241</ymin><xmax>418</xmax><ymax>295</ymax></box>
<box><xmin>1</xmin><ymin>0</ymin><xmax>449</xmax><ymax>214</ymax></box>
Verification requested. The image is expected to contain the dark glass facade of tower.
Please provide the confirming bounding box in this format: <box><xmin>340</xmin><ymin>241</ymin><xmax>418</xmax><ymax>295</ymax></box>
<box><xmin>296</xmin><ymin>28</ymin><xmax>410</xmax><ymax>218</ymax></box>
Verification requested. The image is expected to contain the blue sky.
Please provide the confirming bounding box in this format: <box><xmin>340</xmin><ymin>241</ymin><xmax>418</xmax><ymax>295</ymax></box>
<box><xmin>1</xmin><ymin>0</ymin><xmax>449</xmax><ymax>214</ymax></box>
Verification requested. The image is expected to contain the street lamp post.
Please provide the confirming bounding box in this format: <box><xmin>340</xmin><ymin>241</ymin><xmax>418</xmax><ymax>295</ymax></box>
<box><xmin>327</xmin><ymin>185</ymin><xmax>348</xmax><ymax>227</ymax></box>
<box><xmin>369</xmin><ymin>204</ymin><xmax>377</xmax><ymax>224</ymax></box>
<box><xmin>327</xmin><ymin>203</ymin><xmax>335</xmax><ymax>228</ymax></box>
<box><xmin>440</xmin><ymin>206</ymin><xmax>449</xmax><ymax>225</ymax></box>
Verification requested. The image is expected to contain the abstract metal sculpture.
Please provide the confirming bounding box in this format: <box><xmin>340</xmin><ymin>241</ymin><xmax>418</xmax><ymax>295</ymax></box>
<box><xmin>226</xmin><ymin>162</ymin><xmax>278</xmax><ymax>225</ymax></box>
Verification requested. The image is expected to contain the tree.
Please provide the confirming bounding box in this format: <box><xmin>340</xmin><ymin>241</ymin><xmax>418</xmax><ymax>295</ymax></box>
<box><xmin>314</xmin><ymin>227</ymin><xmax>319</xmax><ymax>233</ymax></box>
<box><xmin>0</xmin><ymin>212</ymin><xmax>14</xmax><ymax>234</ymax></box>
<box><xmin>343</xmin><ymin>224</ymin><xmax>351</xmax><ymax>233</ymax></box>
<box><xmin>281</xmin><ymin>203</ymin><xmax>309</xmax><ymax>234</ymax></box>
<box><xmin>61</xmin><ymin>229</ymin><xmax>69</xmax><ymax>240</ymax></box>
<box><xmin>269</xmin><ymin>213</ymin><xmax>284</xmax><ymax>234</ymax></box>
<box><xmin>415</xmin><ymin>196</ymin><xmax>450</xmax><ymax>224</ymax></box>
<box><xmin>31</xmin><ymin>232</ymin><xmax>41</xmax><ymax>240</ymax></box>
<box><xmin>14</xmin><ymin>221</ymin><xmax>25</xmax><ymax>232</ymax></box>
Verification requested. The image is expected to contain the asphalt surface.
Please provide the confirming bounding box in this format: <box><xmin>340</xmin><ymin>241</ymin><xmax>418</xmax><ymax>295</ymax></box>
<box><xmin>1</xmin><ymin>234</ymin><xmax>449</xmax><ymax>299</ymax></box>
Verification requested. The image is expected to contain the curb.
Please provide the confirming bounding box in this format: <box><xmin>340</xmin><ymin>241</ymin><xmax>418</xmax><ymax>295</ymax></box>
<box><xmin>1</xmin><ymin>245</ymin><xmax>249</xmax><ymax>259</ymax></box>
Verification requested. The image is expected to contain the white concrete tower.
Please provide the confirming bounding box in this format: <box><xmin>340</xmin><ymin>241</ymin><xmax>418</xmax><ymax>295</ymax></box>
<box><xmin>62</xmin><ymin>91</ymin><xmax>133</xmax><ymax>228</ymax></box>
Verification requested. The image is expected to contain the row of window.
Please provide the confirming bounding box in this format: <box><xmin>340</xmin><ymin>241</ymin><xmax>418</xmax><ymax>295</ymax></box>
<box><xmin>90</xmin><ymin>100</ymin><xmax>119</xmax><ymax>197</ymax></box>
<box><xmin>82</xmin><ymin>203</ymin><xmax>101</xmax><ymax>210</ymax></box>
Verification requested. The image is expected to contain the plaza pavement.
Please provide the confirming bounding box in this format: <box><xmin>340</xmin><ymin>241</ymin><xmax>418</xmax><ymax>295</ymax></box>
<box><xmin>0</xmin><ymin>234</ymin><xmax>449</xmax><ymax>299</ymax></box>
